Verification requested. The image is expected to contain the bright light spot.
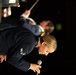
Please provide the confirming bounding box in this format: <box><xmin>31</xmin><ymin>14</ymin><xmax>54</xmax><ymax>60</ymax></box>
<box><xmin>9</xmin><ymin>0</ymin><xmax>16</xmax><ymax>3</ymax></box>
<box><xmin>4</xmin><ymin>13</ymin><xmax>7</xmax><ymax>17</ymax></box>
<box><xmin>3</xmin><ymin>8</ymin><xmax>7</xmax><ymax>12</ymax></box>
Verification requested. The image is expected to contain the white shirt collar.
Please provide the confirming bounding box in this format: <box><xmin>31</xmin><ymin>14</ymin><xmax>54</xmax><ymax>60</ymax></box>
<box><xmin>39</xmin><ymin>25</ymin><xmax>44</xmax><ymax>32</ymax></box>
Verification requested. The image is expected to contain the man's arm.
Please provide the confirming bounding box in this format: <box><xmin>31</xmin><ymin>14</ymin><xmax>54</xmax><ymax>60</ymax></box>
<box><xmin>20</xmin><ymin>10</ymin><xmax>44</xmax><ymax>36</ymax></box>
<box><xmin>7</xmin><ymin>35</ymin><xmax>36</xmax><ymax>72</ymax></box>
<box><xmin>20</xmin><ymin>17</ymin><xmax>42</xmax><ymax>36</ymax></box>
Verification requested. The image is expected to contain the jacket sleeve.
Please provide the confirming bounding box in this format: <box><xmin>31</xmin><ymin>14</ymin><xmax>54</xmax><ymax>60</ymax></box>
<box><xmin>7</xmin><ymin>57</ymin><xmax>31</xmax><ymax>72</ymax></box>
<box><xmin>7</xmin><ymin>36</ymin><xmax>36</xmax><ymax>72</ymax></box>
<box><xmin>20</xmin><ymin>17</ymin><xmax>42</xmax><ymax>36</ymax></box>
<box><xmin>0</xmin><ymin>34</ymin><xmax>9</xmax><ymax>55</ymax></box>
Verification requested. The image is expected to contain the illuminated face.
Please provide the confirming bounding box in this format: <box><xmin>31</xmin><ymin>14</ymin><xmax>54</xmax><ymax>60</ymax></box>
<box><xmin>40</xmin><ymin>21</ymin><xmax>50</xmax><ymax>29</ymax></box>
<box><xmin>38</xmin><ymin>42</ymin><xmax>54</xmax><ymax>56</ymax></box>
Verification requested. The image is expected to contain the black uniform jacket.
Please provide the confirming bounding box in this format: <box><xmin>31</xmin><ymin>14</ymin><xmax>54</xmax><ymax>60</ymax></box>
<box><xmin>0</xmin><ymin>27</ymin><xmax>37</xmax><ymax>72</ymax></box>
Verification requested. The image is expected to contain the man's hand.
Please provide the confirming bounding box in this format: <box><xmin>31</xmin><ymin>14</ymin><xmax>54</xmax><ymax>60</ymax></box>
<box><xmin>23</xmin><ymin>10</ymin><xmax>31</xmax><ymax>18</ymax></box>
<box><xmin>29</xmin><ymin>63</ymin><xmax>41</xmax><ymax>74</ymax></box>
<box><xmin>0</xmin><ymin>55</ymin><xmax>6</xmax><ymax>63</ymax></box>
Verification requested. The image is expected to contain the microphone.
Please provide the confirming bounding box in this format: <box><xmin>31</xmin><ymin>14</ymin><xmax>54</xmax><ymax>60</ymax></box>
<box><xmin>37</xmin><ymin>60</ymin><xmax>42</xmax><ymax>65</ymax></box>
<box><xmin>36</xmin><ymin>60</ymin><xmax>42</xmax><ymax>75</ymax></box>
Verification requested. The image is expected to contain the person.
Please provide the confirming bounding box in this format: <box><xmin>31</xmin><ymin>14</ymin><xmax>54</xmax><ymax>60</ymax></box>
<box><xmin>0</xmin><ymin>10</ymin><xmax>55</xmax><ymax>63</ymax></box>
<box><xmin>20</xmin><ymin>10</ymin><xmax>54</xmax><ymax>36</ymax></box>
<box><xmin>0</xmin><ymin>26</ymin><xmax>57</xmax><ymax>74</ymax></box>
<box><xmin>0</xmin><ymin>9</ymin><xmax>54</xmax><ymax>36</ymax></box>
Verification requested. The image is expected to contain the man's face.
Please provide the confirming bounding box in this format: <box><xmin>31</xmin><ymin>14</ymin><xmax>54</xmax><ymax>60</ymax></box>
<box><xmin>38</xmin><ymin>42</ymin><xmax>54</xmax><ymax>56</ymax></box>
<box><xmin>40</xmin><ymin>21</ymin><xmax>50</xmax><ymax>29</ymax></box>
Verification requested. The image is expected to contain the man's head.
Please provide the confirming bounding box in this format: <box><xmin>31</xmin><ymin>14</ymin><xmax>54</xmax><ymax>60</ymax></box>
<box><xmin>26</xmin><ymin>18</ymin><xmax>54</xmax><ymax>36</ymax></box>
<box><xmin>36</xmin><ymin>35</ymin><xmax>57</xmax><ymax>56</ymax></box>
<box><xmin>40</xmin><ymin>20</ymin><xmax>54</xmax><ymax>35</ymax></box>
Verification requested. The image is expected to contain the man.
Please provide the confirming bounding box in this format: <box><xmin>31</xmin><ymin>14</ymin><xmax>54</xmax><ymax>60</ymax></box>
<box><xmin>20</xmin><ymin>10</ymin><xmax>54</xmax><ymax>36</ymax></box>
<box><xmin>0</xmin><ymin>9</ymin><xmax>54</xmax><ymax>36</ymax></box>
<box><xmin>0</xmin><ymin>26</ymin><xmax>57</xmax><ymax>74</ymax></box>
<box><xmin>0</xmin><ymin>10</ymin><xmax>54</xmax><ymax>63</ymax></box>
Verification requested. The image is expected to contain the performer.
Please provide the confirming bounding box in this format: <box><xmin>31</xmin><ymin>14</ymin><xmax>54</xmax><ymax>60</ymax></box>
<box><xmin>0</xmin><ymin>1</ymin><xmax>54</xmax><ymax>73</ymax></box>
<box><xmin>20</xmin><ymin>9</ymin><xmax>54</xmax><ymax>36</ymax></box>
<box><xmin>0</xmin><ymin>9</ymin><xmax>54</xmax><ymax>36</ymax></box>
<box><xmin>0</xmin><ymin>0</ymin><xmax>54</xmax><ymax>36</ymax></box>
<box><xmin>0</xmin><ymin>26</ymin><xmax>57</xmax><ymax>74</ymax></box>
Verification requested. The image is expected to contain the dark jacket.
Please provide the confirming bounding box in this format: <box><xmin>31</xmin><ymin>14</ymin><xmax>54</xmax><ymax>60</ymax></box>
<box><xmin>0</xmin><ymin>16</ymin><xmax>41</xmax><ymax>36</ymax></box>
<box><xmin>0</xmin><ymin>27</ymin><xmax>37</xmax><ymax>72</ymax></box>
<box><xmin>20</xmin><ymin>16</ymin><xmax>42</xmax><ymax>36</ymax></box>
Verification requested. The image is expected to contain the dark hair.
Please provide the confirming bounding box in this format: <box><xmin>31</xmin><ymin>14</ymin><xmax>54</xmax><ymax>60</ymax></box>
<box><xmin>45</xmin><ymin>20</ymin><xmax>54</xmax><ymax>35</ymax></box>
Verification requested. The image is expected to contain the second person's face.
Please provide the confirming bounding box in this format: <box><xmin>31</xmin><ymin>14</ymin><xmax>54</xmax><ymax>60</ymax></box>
<box><xmin>38</xmin><ymin>42</ymin><xmax>51</xmax><ymax>56</ymax></box>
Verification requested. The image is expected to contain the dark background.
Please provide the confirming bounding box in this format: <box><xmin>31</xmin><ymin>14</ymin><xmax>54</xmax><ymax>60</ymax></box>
<box><xmin>0</xmin><ymin>0</ymin><xmax>76</xmax><ymax>75</ymax></box>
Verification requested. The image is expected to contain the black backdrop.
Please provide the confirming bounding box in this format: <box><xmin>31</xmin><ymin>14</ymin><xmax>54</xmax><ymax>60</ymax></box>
<box><xmin>0</xmin><ymin>0</ymin><xmax>76</xmax><ymax>75</ymax></box>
